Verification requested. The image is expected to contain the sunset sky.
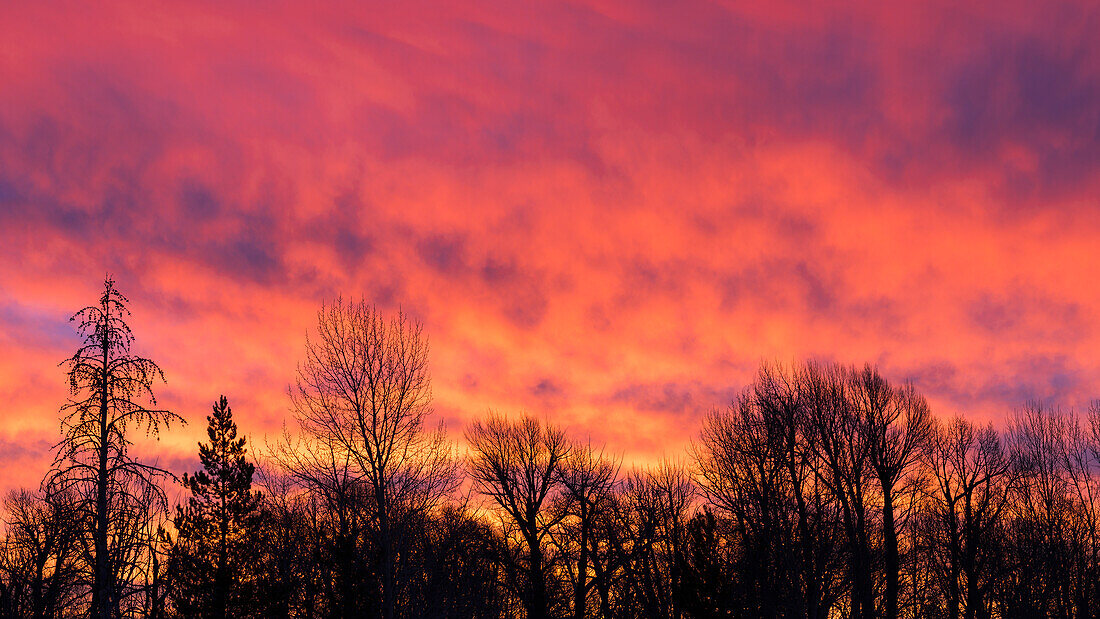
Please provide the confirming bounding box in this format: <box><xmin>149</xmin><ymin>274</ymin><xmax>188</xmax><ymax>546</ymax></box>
<box><xmin>1</xmin><ymin>1</ymin><xmax>1098</xmax><ymax>498</ymax></box>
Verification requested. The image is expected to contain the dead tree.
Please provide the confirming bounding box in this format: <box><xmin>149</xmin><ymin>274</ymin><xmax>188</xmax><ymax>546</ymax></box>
<box><xmin>44</xmin><ymin>276</ymin><xmax>182</xmax><ymax>619</ymax></box>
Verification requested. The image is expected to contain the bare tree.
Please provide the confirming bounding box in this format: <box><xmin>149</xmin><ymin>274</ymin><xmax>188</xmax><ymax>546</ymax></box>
<box><xmin>252</xmin><ymin>465</ymin><xmax>326</xmax><ymax>619</ymax></box>
<box><xmin>465</xmin><ymin>413</ymin><xmax>570</xmax><ymax>619</ymax></box>
<box><xmin>44</xmin><ymin>276</ymin><xmax>182</xmax><ymax>619</ymax></box>
<box><xmin>695</xmin><ymin>394</ymin><xmax>795</xmax><ymax>615</ymax></box>
<box><xmin>1061</xmin><ymin>402</ymin><xmax>1100</xmax><ymax>617</ymax></box>
<box><xmin>112</xmin><ymin>482</ymin><xmax>171</xmax><ymax>619</ymax></box>
<box><xmin>0</xmin><ymin>489</ymin><xmax>83</xmax><ymax>619</ymax></box>
<box><xmin>799</xmin><ymin>361</ymin><xmax>876</xmax><ymax>619</ymax></box>
<box><xmin>555</xmin><ymin>440</ymin><xmax>619</xmax><ymax>619</ymax></box>
<box><xmin>272</xmin><ymin>422</ymin><xmax>366</xmax><ymax>617</ymax></box>
<box><xmin>1003</xmin><ymin>403</ymin><xmax>1078</xmax><ymax>617</ymax></box>
<box><xmin>607</xmin><ymin>460</ymin><xmax>695</xmax><ymax>619</ymax></box>
<box><xmin>851</xmin><ymin>365</ymin><xmax>933</xmax><ymax>619</ymax></box>
<box><xmin>282</xmin><ymin>299</ymin><xmax>459</xmax><ymax>619</ymax></box>
<box><xmin>920</xmin><ymin>417</ymin><xmax>1015</xmax><ymax>619</ymax></box>
<box><xmin>694</xmin><ymin>362</ymin><xmax>844</xmax><ymax>618</ymax></box>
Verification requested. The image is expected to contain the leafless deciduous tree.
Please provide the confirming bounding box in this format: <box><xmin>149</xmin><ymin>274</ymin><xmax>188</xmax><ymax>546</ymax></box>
<box><xmin>800</xmin><ymin>361</ymin><xmax>879</xmax><ymax>619</ymax></box>
<box><xmin>607</xmin><ymin>460</ymin><xmax>695</xmax><ymax>619</ymax></box>
<box><xmin>466</xmin><ymin>413</ymin><xmax>571</xmax><ymax>619</ymax></box>
<box><xmin>851</xmin><ymin>366</ymin><xmax>933</xmax><ymax>619</ymax></box>
<box><xmin>1004</xmin><ymin>402</ymin><xmax>1078</xmax><ymax>617</ymax></box>
<box><xmin>919</xmin><ymin>416</ymin><xmax>1015</xmax><ymax>619</ymax></box>
<box><xmin>693</xmin><ymin>362</ymin><xmax>843</xmax><ymax>618</ymax></box>
<box><xmin>555</xmin><ymin>441</ymin><xmax>619</xmax><ymax>619</ymax></box>
<box><xmin>280</xmin><ymin>299</ymin><xmax>460</xmax><ymax>619</ymax></box>
<box><xmin>44</xmin><ymin>276</ymin><xmax>182</xmax><ymax>619</ymax></box>
<box><xmin>0</xmin><ymin>489</ymin><xmax>83</xmax><ymax>619</ymax></box>
<box><xmin>1061</xmin><ymin>403</ymin><xmax>1100</xmax><ymax>616</ymax></box>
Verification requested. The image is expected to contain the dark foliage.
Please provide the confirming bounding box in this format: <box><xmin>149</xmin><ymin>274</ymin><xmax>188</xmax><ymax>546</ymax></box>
<box><xmin>168</xmin><ymin>396</ymin><xmax>263</xmax><ymax>618</ymax></box>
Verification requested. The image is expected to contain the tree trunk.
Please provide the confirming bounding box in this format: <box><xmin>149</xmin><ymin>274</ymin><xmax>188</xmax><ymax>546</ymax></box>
<box><xmin>527</xmin><ymin>529</ymin><xmax>547</xmax><ymax>619</ymax></box>
<box><xmin>217</xmin><ymin>505</ymin><xmax>228</xmax><ymax>619</ymax></box>
<box><xmin>790</xmin><ymin>454</ymin><xmax>821</xmax><ymax>619</ymax></box>
<box><xmin>847</xmin><ymin>495</ymin><xmax>874</xmax><ymax>619</ymax></box>
<box><xmin>598</xmin><ymin>577</ymin><xmax>612</xmax><ymax>619</ymax></box>
<box><xmin>574</xmin><ymin>502</ymin><xmax>589</xmax><ymax>619</ymax></box>
<box><xmin>379</xmin><ymin>485</ymin><xmax>395</xmax><ymax>619</ymax></box>
<box><xmin>882</xmin><ymin>482</ymin><xmax>899</xmax><ymax>619</ymax></box>
<box><xmin>94</xmin><ymin>330</ymin><xmax>110</xmax><ymax>619</ymax></box>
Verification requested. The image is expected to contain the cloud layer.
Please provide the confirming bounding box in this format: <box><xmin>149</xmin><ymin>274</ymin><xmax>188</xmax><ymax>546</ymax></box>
<box><xmin>1</xmin><ymin>1</ymin><xmax>1098</xmax><ymax>496</ymax></box>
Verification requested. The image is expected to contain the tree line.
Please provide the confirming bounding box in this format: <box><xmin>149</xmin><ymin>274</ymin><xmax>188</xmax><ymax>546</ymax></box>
<box><xmin>2</xmin><ymin>277</ymin><xmax>1099</xmax><ymax>618</ymax></box>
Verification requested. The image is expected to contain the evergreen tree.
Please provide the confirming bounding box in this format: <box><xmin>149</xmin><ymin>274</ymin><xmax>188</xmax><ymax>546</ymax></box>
<box><xmin>169</xmin><ymin>396</ymin><xmax>263</xmax><ymax>618</ymax></box>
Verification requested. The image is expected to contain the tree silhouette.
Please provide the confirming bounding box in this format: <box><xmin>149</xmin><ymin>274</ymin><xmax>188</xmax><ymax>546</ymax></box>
<box><xmin>0</xmin><ymin>489</ymin><xmax>82</xmax><ymax>619</ymax></box>
<box><xmin>44</xmin><ymin>276</ymin><xmax>183</xmax><ymax>619</ymax></box>
<box><xmin>279</xmin><ymin>299</ymin><xmax>460</xmax><ymax>619</ymax></box>
<box><xmin>169</xmin><ymin>396</ymin><xmax>263</xmax><ymax>618</ymax></box>
<box><xmin>466</xmin><ymin>413</ymin><xmax>571</xmax><ymax>619</ymax></box>
<box><xmin>555</xmin><ymin>441</ymin><xmax>619</xmax><ymax>619</ymax></box>
<box><xmin>800</xmin><ymin>362</ymin><xmax>877</xmax><ymax>619</ymax></box>
<box><xmin>852</xmin><ymin>365</ymin><xmax>933</xmax><ymax>619</ymax></box>
<box><xmin>694</xmin><ymin>363</ymin><xmax>843</xmax><ymax>618</ymax></box>
<box><xmin>918</xmin><ymin>416</ymin><xmax>1015</xmax><ymax>619</ymax></box>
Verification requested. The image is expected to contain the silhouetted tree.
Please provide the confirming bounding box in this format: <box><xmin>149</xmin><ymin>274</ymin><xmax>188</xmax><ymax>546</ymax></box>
<box><xmin>695</xmin><ymin>395</ymin><xmax>799</xmax><ymax>616</ymax></box>
<box><xmin>273</xmin><ymin>422</ymin><xmax>370</xmax><ymax>618</ymax></box>
<box><xmin>252</xmin><ymin>467</ymin><xmax>329</xmax><ymax>619</ymax></box>
<box><xmin>800</xmin><ymin>361</ymin><xmax>878</xmax><ymax>619</ymax></box>
<box><xmin>678</xmin><ymin>508</ymin><xmax>737</xmax><ymax>619</ymax></box>
<box><xmin>611</xmin><ymin>461</ymin><xmax>695</xmax><ymax>619</ymax></box>
<box><xmin>402</xmin><ymin>504</ymin><xmax>509</xmax><ymax>619</ymax></box>
<box><xmin>144</xmin><ymin>526</ymin><xmax>172</xmax><ymax>619</ymax></box>
<box><xmin>693</xmin><ymin>362</ymin><xmax>844</xmax><ymax>618</ymax></box>
<box><xmin>1061</xmin><ymin>403</ymin><xmax>1100</xmax><ymax>618</ymax></box>
<box><xmin>1000</xmin><ymin>403</ymin><xmax>1079</xmax><ymax>619</ymax></box>
<box><xmin>852</xmin><ymin>365</ymin><xmax>933</xmax><ymax>619</ymax></box>
<box><xmin>916</xmin><ymin>416</ymin><xmax>1015</xmax><ymax>619</ymax></box>
<box><xmin>0</xmin><ymin>489</ymin><xmax>82</xmax><ymax>619</ymax></box>
<box><xmin>279</xmin><ymin>299</ymin><xmax>460</xmax><ymax>619</ymax></box>
<box><xmin>555</xmin><ymin>441</ymin><xmax>619</xmax><ymax>619</ymax></box>
<box><xmin>44</xmin><ymin>276</ymin><xmax>183</xmax><ymax>619</ymax></box>
<box><xmin>466</xmin><ymin>413</ymin><xmax>570</xmax><ymax>619</ymax></box>
<box><xmin>169</xmin><ymin>396</ymin><xmax>263</xmax><ymax>618</ymax></box>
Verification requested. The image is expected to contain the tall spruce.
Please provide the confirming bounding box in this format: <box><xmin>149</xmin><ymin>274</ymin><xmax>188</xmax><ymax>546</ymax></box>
<box><xmin>170</xmin><ymin>396</ymin><xmax>263</xmax><ymax>619</ymax></box>
<box><xmin>46</xmin><ymin>276</ymin><xmax>182</xmax><ymax>619</ymax></box>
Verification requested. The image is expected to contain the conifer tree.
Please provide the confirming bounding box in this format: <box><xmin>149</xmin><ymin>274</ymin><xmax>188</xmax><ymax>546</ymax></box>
<box><xmin>169</xmin><ymin>396</ymin><xmax>263</xmax><ymax>619</ymax></box>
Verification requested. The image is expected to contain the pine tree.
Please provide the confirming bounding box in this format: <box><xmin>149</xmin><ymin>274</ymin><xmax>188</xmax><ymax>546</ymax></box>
<box><xmin>169</xmin><ymin>396</ymin><xmax>263</xmax><ymax>619</ymax></box>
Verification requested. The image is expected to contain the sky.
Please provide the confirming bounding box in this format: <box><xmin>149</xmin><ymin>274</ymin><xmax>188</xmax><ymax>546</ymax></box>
<box><xmin>1</xmin><ymin>1</ymin><xmax>1099</xmax><ymax>498</ymax></box>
